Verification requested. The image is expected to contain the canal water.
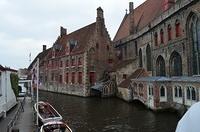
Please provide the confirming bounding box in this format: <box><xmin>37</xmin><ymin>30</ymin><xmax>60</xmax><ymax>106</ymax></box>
<box><xmin>39</xmin><ymin>91</ymin><xmax>179</xmax><ymax>132</ymax></box>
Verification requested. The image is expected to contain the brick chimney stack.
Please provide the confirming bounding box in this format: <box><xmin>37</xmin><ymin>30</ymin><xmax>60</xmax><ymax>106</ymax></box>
<box><xmin>60</xmin><ymin>26</ymin><xmax>67</xmax><ymax>37</ymax></box>
<box><xmin>96</xmin><ymin>7</ymin><xmax>105</xmax><ymax>35</ymax></box>
<box><xmin>43</xmin><ymin>45</ymin><xmax>47</xmax><ymax>51</ymax></box>
<box><xmin>129</xmin><ymin>2</ymin><xmax>135</xmax><ymax>34</ymax></box>
<box><xmin>129</xmin><ymin>2</ymin><xmax>133</xmax><ymax>13</ymax></box>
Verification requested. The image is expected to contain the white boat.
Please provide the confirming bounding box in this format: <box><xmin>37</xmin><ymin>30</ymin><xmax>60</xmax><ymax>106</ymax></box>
<box><xmin>40</xmin><ymin>121</ymin><xmax>73</xmax><ymax>132</ymax></box>
<box><xmin>34</xmin><ymin>101</ymin><xmax>63</xmax><ymax>125</ymax></box>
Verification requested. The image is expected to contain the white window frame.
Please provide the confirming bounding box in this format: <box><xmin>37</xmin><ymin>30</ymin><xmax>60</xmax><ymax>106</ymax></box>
<box><xmin>160</xmin><ymin>85</ymin><xmax>167</xmax><ymax>102</ymax></box>
<box><xmin>173</xmin><ymin>85</ymin><xmax>183</xmax><ymax>104</ymax></box>
<box><xmin>185</xmin><ymin>85</ymin><xmax>197</xmax><ymax>106</ymax></box>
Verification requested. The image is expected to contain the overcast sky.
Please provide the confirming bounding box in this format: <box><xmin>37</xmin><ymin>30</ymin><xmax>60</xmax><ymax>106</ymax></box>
<box><xmin>0</xmin><ymin>0</ymin><xmax>145</xmax><ymax>69</ymax></box>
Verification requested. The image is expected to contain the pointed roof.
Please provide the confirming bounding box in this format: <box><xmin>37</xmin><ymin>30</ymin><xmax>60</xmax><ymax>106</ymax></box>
<box><xmin>114</xmin><ymin>0</ymin><xmax>164</xmax><ymax>42</ymax></box>
<box><xmin>118</xmin><ymin>68</ymin><xmax>149</xmax><ymax>88</ymax></box>
<box><xmin>53</xmin><ymin>22</ymin><xmax>96</xmax><ymax>56</ymax></box>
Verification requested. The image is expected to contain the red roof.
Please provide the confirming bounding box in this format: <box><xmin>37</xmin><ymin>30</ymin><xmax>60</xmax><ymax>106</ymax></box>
<box><xmin>114</xmin><ymin>0</ymin><xmax>164</xmax><ymax>42</ymax></box>
<box><xmin>118</xmin><ymin>68</ymin><xmax>149</xmax><ymax>88</ymax></box>
<box><xmin>53</xmin><ymin>22</ymin><xmax>96</xmax><ymax>57</ymax></box>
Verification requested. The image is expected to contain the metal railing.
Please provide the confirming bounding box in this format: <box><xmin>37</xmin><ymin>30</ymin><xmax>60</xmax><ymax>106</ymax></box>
<box><xmin>7</xmin><ymin>96</ymin><xmax>26</xmax><ymax>132</ymax></box>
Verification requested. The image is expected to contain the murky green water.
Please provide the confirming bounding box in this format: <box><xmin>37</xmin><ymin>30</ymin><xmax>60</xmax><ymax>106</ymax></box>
<box><xmin>39</xmin><ymin>91</ymin><xmax>179</xmax><ymax>132</ymax></box>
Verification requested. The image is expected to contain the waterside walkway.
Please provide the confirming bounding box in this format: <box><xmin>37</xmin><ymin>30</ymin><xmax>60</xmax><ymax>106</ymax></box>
<box><xmin>13</xmin><ymin>97</ymin><xmax>37</xmax><ymax>132</ymax></box>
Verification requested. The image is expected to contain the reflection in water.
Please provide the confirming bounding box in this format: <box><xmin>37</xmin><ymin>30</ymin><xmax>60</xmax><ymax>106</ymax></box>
<box><xmin>39</xmin><ymin>91</ymin><xmax>179</xmax><ymax>132</ymax></box>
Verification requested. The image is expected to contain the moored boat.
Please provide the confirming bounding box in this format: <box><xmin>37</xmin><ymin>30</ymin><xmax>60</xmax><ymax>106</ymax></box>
<box><xmin>34</xmin><ymin>101</ymin><xmax>63</xmax><ymax>125</ymax></box>
<box><xmin>40</xmin><ymin>121</ymin><xmax>73</xmax><ymax>132</ymax></box>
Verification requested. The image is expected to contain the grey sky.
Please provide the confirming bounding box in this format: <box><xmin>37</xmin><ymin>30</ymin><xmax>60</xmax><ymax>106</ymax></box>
<box><xmin>0</xmin><ymin>0</ymin><xmax>145</xmax><ymax>69</ymax></box>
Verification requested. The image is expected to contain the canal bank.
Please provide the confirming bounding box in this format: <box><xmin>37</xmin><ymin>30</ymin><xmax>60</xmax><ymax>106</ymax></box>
<box><xmin>39</xmin><ymin>90</ymin><xmax>179</xmax><ymax>132</ymax></box>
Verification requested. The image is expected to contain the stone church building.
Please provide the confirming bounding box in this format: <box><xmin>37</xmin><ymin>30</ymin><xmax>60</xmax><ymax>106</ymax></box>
<box><xmin>29</xmin><ymin>7</ymin><xmax>114</xmax><ymax>97</ymax></box>
<box><xmin>113</xmin><ymin>0</ymin><xmax>200</xmax><ymax>110</ymax></box>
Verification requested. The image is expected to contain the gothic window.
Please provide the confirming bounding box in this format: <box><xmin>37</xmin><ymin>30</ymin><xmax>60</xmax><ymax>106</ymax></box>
<box><xmin>191</xmin><ymin>88</ymin><xmax>196</xmax><ymax>101</ymax></box>
<box><xmin>160</xmin><ymin>29</ymin><xmax>164</xmax><ymax>44</ymax></box>
<box><xmin>154</xmin><ymin>32</ymin><xmax>158</xmax><ymax>46</ymax></box>
<box><xmin>168</xmin><ymin>24</ymin><xmax>172</xmax><ymax>41</ymax></box>
<box><xmin>187</xmin><ymin>87</ymin><xmax>191</xmax><ymax>100</ymax></box>
<box><xmin>169</xmin><ymin>51</ymin><xmax>182</xmax><ymax>76</ymax></box>
<box><xmin>175</xmin><ymin>87</ymin><xmax>178</xmax><ymax>97</ymax></box>
<box><xmin>160</xmin><ymin>86</ymin><xmax>165</xmax><ymax>97</ymax></box>
<box><xmin>146</xmin><ymin>44</ymin><xmax>152</xmax><ymax>71</ymax></box>
<box><xmin>179</xmin><ymin>88</ymin><xmax>182</xmax><ymax>97</ymax></box>
<box><xmin>156</xmin><ymin>55</ymin><xmax>166</xmax><ymax>76</ymax></box>
<box><xmin>139</xmin><ymin>49</ymin><xmax>143</xmax><ymax>68</ymax></box>
<box><xmin>176</xmin><ymin>20</ymin><xmax>181</xmax><ymax>37</ymax></box>
<box><xmin>188</xmin><ymin>14</ymin><xmax>200</xmax><ymax>75</ymax></box>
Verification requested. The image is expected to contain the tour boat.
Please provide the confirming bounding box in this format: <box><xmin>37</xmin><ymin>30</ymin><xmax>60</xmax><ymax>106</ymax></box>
<box><xmin>34</xmin><ymin>101</ymin><xmax>63</xmax><ymax>125</ymax></box>
<box><xmin>40</xmin><ymin>121</ymin><xmax>73</xmax><ymax>132</ymax></box>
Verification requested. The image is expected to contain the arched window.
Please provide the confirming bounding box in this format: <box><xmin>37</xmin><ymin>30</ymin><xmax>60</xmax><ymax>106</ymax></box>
<box><xmin>187</xmin><ymin>87</ymin><xmax>191</xmax><ymax>100</ymax></box>
<box><xmin>179</xmin><ymin>88</ymin><xmax>182</xmax><ymax>97</ymax></box>
<box><xmin>154</xmin><ymin>32</ymin><xmax>158</xmax><ymax>46</ymax></box>
<box><xmin>139</xmin><ymin>49</ymin><xmax>143</xmax><ymax>67</ymax></box>
<box><xmin>176</xmin><ymin>20</ymin><xmax>181</xmax><ymax>37</ymax></box>
<box><xmin>160</xmin><ymin>29</ymin><xmax>164</xmax><ymax>44</ymax></box>
<box><xmin>175</xmin><ymin>87</ymin><xmax>178</xmax><ymax>97</ymax></box>
<box><xmin>169</xmin><ymin>51</ymin><xmax>182</xmax><ymax>76</ymax></box>
<box><xmin>146</xmin><ymin>44</ymin><xmax>152</xmax><ymax>71</ymax></box>
<box><xmin>156</xmin><ymin>55</ymin><xmax>166</xmax><ymax>76</ymax></box>
<box><xmin>160</xmin><ymin>86</ymin><xmax>165</xmax><ymax>97</ymax></box>
<box><xmin>139</xmin><ymin>83</ymin><xmax>143</xmax><ymax>96</ymax></box>
<box><xmin>168</xmin><ymin>24</ymin><xmax>172</xmax><ymax>41</ymax></box>
<box><xmin>187</xmin><ymin>13</ymin><xmax>200</xmax><ymax>75</ymax></box>
<box><xmin>192</xmin><ymin>88</ymin><xmax>196</xmax><ymax>101</ymax></box>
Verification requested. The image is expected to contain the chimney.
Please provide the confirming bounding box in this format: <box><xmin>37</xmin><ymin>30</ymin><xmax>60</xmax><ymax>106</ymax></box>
<box><xmin>43</xmin><ymin>45</ymin><xmax>47</xmax><ymax>51</ymax></box>
<box><xmin>163</xmin><ymin>0</ymin><xmax>175</xmax><ymax>11</ymax></box>
<box><xmin>60</xmin><ymin>26</ymin><xmax>67</xmax><ymax>37</ymax></box>
<box><xmin>129</xmin><ymin>2</ymin><xmax>135</xmax><ymax>34</ymax></box>
<box><xmin>129</xmin><ymin>2</ymin><xmax>133</xmax><ymax>13</ymax></box>
<box><xmin>96</xmin><ymin>7</ymin><xmax>105</xmax><ymax>35</ymax></box>
<box><xmin>97</xmin><ymin>7</ymin><xmax>104</xmax><ymax>19</ymax></box>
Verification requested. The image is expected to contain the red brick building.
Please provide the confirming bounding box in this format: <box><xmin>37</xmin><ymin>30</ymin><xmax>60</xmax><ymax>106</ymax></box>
<box><xmin>29</xmin><ymin>7</ymin><xmax>114</xmax><ymax>97</ymax></box>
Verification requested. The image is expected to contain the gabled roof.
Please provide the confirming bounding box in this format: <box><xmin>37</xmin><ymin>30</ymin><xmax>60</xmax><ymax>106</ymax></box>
<box><xmin>28</xmin><ymin>48</ymin><xmax>51</xmax><ymax>70</ymax></box>
<box><xmin>54</xmin><ymin>22</ymin><xmax>96</xmax><ymax>56</ymax></box>
<box><xmin>0</xmin><ymin>65</ymin><xmax>17</xmax><ymax>72</ymax></box>
<box><xmin>118</xmin><ymin>68</ymin><xmax>149</xmax><ymax>88</ymax></box>
<box><xmin>114</xmin><ymin>0</ymin><xmax>164</xmax><ymax>42</ymax></box>
<box><xmin>0</xmin><ymin>65</ymin><xmax>5</xmax><ymax>71</ymax></box>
